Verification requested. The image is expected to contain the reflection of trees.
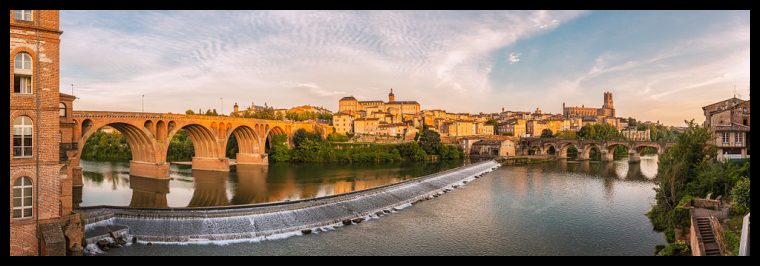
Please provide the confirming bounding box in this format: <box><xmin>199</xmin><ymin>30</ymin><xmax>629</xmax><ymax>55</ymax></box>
<box><xmin>231</xmin><ymin>161</ymin><xmax>463</xmax><ymax>204</ymax></box>
<box><xmin>129</xmin><ymin>175</ymin><xmax>170</xmax><ymax>208</ymax></box>
<box><xmin>187</xmin><ymin>170</ymin><xmax>230</xmax><ymax>207</ymax></box>
<box><xmin>231</xmin><ymin>165</ymin><xmax>269</xmax><ymax>205</ymax></box>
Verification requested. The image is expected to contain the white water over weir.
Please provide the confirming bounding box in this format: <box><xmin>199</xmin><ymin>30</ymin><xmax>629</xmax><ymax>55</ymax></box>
<box><xmin>80</xmin><ymin>160</ymin><xmax>501</xmax><ymax>244</ymax></box>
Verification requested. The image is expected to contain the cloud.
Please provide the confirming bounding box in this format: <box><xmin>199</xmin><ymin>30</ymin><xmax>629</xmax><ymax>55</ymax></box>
<box><xmin>508</xmin><ymin>52</ymin><xmax>522</xmax><ymax>64</ymax></box>
<box><xmin>59</xmin><ymin>10</ymin><xmax>586</xmax><ymax>113</ymax></box>
<box><xmin>280</xmin><ymin>81</ymin><xmax>346</xmax><ymax>97</ymax></box>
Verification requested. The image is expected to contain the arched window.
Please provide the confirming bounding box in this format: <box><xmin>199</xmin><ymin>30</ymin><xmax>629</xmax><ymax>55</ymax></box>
<box><xmin>59</xmin><ymin>102</ymin><xmax>67</xmax><ymax>117</ymax></box>
<box><xmin>13</xmin><ymin>53</ymin><xmax>33</xmax><ymax>94</ymax></box>
<box><xmin>13</xmin><ymin>116</ymin><xmax>33</xmax><ymax>158</ymax></box>
<box><xmin>13</xmin><ymin>10</ymin><xmax>32</xmax><ymax>21</ymax></box>
<box><xmin>12</xmin><ymin>177</ymin><xmax>33</xmax><ymax>219</ymax></box>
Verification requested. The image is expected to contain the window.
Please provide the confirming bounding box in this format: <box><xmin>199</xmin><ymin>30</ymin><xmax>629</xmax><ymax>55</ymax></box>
<box><xmin>13</xmin><ymin>10</ymin><xmax>32</xmax><ymax>21</ymax></box>
<box><xmin>12</xmin><ymin>177</ymin><xmax>33</xmax><ymax>219</ymax></box>
<box><xmin>736</xmin><ymin>132</ymin><xmax>743</xmax><ymax>145</ymax></box>
<box><xmin>14</xmin><ymin>53</ymin><xmax>33</xmax><ymax>94</ymax></box>
<box><xmin>722</xmin><ymin>132</ymin><xmax>730</xmax><ymax>144</ymax></box>
<box><xmin>59</xmin><ymin>102</ymin><xmax>67</xmax><ymax>117</ymax></box>
<box><xmin>13</xmin><ymin>116</ymin><xmax>33</xmax><ymax>158</ymax></box>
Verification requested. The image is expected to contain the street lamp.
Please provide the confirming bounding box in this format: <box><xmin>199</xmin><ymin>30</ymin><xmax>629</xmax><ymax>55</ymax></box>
<box><xmin>142</xmin><ymin>94</ymin><xmax>144</xmax><ymax>112</ymax></box>
<box><xmin>220</xmin><ymin>97</ymin><xmax>224</xmax><ymax>115</ymax></box>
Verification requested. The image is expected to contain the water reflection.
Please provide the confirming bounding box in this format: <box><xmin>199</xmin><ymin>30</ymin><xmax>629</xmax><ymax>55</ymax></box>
<box><xmin>80</xmin><ymin>160</ymin><xmax>465</xmax><ymax>208</ymax></box>
<box><xmin>548</xmin><ymin>155</ymin><xmax>658</xmax><ymax>181</ymax></box>
<box><xmin>129</xmin><ymin>176</ymin><xmax>170</xmax><ymax>208</ymax></box>
<box><xmin>80</xmin><ymin>157</ymin><xmax>658</xmax><ymax>209</ymax></box>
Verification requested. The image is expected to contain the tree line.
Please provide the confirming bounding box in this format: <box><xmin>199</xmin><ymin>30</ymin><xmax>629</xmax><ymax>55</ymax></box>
<box><xmin>647</xmin><ymin>120</ymin><xmax>749</xmax><ymax>256</ymax></box>
<box><xmin>268</xmin><ymin>127</ymin><xmax>464</xmax><ymax>164</ymax></box>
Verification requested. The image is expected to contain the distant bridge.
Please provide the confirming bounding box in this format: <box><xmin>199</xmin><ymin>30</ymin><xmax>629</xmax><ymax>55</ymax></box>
<box><xmin>520</xmin><ymin>137</ymin><xmax>675</xmax><ymax>163</ymax></box>
<box><xmin>66</xmin><ymin>111</ymin><xmax>331</xmax><ymax>180</ymax></box>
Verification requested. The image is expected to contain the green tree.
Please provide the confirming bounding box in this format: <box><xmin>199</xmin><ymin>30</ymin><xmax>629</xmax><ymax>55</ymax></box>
<box><xmin>166</xmin><ymin>130</ymin><xmax>195</xmax><ymax>161</ymax></box>
<box><xmin>292</xmin><ymin>128</ymin><xmax>323</xmax><ymax>148</ymax></box>
<box><xmin>577</xmin><ymin>123</ymin><xmax>623</xmax><ymax>141</ymax></box>
<box><xmin>540</xmin><ymin>129</ymin><xmax>554</xmax><ymax>138</ymax></box>
<box><xmin>268</xmin><ymin>134</ymin><xmax>291</xmax><ymax>162</ymax></box>
<box><xmin>554</xmin><ymin>130</ymin><xmax>576</xmax><ymax>139</ymax></box>
<box><xmin>418</xmin><ymin>127</ymin><xmax>442</xmax><ymax>155</ymax></box>
<box><xmin>226</xmin><ymin>134</ymin><xmax>238</xmax><ymax>159</ymax></box>
<box><xmin>648</xmin><ymin>120</ymin><xmax>715</xmax><ymax>242</ymax></box>
<box><xmin>730</xmin><ymin>177</ymin><xmax>750</xmax><ymax>215</ymax></box>
<box><xmin>185</xmin><ymin>109</ymin><xmax>195</xmax><ymax>115</ymax></box>
<box><xmin>627</xmin><ymin>117</ymin><xmax>637</xmax><ymax>128</ymax></box>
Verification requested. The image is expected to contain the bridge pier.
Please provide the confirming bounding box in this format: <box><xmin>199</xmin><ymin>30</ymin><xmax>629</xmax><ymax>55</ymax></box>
<box><xmin>601</xmin><ymin>150</ymin><xmax>614</xmax><ymax>162</ymax></box>
<box><xmin>577</xmin><ymin>151</ymin><xmax>590</xmax><ymax>161</ymax></box>
<box><xmin>130</xmin><ymin>161</ymin><xmax>170</xmax><ymax>179</ymax></box>
<box><xmin>235</xmin><ymin>153</ymin><xmax>269</xmax><ymax>165</ymax></box>
<box><xmin>71</xmin><ymin>166</ymin><xmax>83</xmax><ymax>187</ymax></box>
<box><xmin>191</xmin><ymin>157</ymin><xmax>230</xmax><ymax>171</ymax></box>
<box><xmin>628</xmin><ymin>150</ymin><xmax>641</xmax><ymax>163</ymax></box>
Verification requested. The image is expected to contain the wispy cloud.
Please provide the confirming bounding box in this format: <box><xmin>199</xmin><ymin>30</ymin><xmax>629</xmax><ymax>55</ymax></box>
<box><xmin>508</xmin><ymin>52</ymin><xmax>522</xmax><ymax>64</ymax></box>
<box><xmin>60</xmin><ymin>10</ymin><xmax>586</xmax><ymax>113</ymax></box>
<box><xmin>58</xmin><ymin>11</ymin><xmax>749</xmax><ymax>126</ymax></box>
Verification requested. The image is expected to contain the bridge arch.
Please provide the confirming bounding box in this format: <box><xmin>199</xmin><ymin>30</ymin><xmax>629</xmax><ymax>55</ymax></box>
<box><xmin>633</xmin><ymin>143</ymin><xmax>662</xmax><ymax>154</ymax></box>
<box><xmin>543</xmin><ymin>143</ymin><xmax>557</xmax><ymax>155</ymax></box>
<box><xmin>77</xmin><ymin>121</ymin><xmax>157</xmax><ymax>164</ymax></box>
<box><xmin>559</xmin><ymin>142</ymin><xmax>580</xmax><ymax>159</ymax></box>
<box><xmin>166</xmin><ymin>123</ymin><xmax>221</xmax><ymax>159</ymax></box>
<box><xmin>227</xmin><ymin>125</ymin><xmax>261</xmax><ymax>154</ymax></box>
<box><xmin>604</xmin><ymin>142</ymin><xmax>630</xmax><ymax>161</ymax></box>
<box><xmin>265</xmin><ymin>126</ymin><xmax>289</xmax><ymax>151</ymax></box>
<box><xmin>581</xmin><ymin>143</ymin><xmax>602</xmax><ymax>161</ymax></box>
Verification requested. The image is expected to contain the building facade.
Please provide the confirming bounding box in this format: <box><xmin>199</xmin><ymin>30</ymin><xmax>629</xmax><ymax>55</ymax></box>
<box><xmin>11</xmin><ymin>10</ymin><xmax>83</xmax><ymax>256</ymax></box>
<box><xmin>621</xmin><ymin>128</ymin><xmax>651</xmax><ymax>141</ymax></box>
<box><xmin>338</xmin><ymin>89</ymin><xmax>420</xmax><ymax>117</ymax></box>
<box><xmin>563</xmin><ymin>91</ymin><xmax>616</xmax><ymax>118</ymax></box>
<box><xmin>703</xmin><ymin>97</ymin><xmax>750</xmax><ymax>160</ymax></box>
<box><xmin>332</xmin><ymin>112</ymin><xmax>356</xmax><ymax>135</ymax></box>
<box><xmin>469</xmin><ymin>139</ymin><xmax>516</xmax><ymax>157</ymax></box>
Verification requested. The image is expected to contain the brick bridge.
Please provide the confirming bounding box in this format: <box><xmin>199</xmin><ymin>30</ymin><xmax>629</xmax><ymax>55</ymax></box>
<box><xmin>520</xmin><ymin>137</ymin><xmax>675</xmax><ymax>163</ymax></box>
<box><xmin>66</xmin><ymin>111</ymin><xmax>331</xmax><ymax>181</ymax></box>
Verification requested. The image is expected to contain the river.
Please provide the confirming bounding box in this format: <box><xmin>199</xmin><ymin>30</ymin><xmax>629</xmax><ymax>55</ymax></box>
<box><xmin>86</xmin><ymin>156</ymin><xmax>666</xmax><ymax>255</ymax></box>
<box><xmin>77</xmin><ymin>160</ymin><xmax>466</xmax><ymax>208</ymax></box>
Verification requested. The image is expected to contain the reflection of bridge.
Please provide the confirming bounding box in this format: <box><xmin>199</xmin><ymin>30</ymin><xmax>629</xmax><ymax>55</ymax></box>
<box><xmin>520</xmin><ymin>138</ymin><xmax>674</xmax><ymax>163</ymax></box>
<box><xmin>67</xmin><ymin>111</ymin><xmax>331</xmax><ymax>181</ymax></box>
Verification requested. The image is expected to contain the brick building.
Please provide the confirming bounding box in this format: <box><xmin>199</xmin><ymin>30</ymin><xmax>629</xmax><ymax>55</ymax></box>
<box><xmin>10</xmin><ymin>10</ymin><xmax>83</xmax><ymax>256</ymax></box>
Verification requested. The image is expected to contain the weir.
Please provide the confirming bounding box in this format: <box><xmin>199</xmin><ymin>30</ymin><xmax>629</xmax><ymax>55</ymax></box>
<box><xmin>79</xmin><ymin>160</ymin><xmax>500</xmax><ymax>244</ymax></box>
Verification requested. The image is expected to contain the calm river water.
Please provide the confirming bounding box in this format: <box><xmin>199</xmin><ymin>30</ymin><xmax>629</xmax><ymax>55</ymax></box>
<box><xmin>87</xmin><ymin>156</ymin><xmax>666</xmax><ymax>255</ymax></box>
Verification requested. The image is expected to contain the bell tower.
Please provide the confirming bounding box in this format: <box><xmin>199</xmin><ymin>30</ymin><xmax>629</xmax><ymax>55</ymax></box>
<box><xmin>389</xmin><ymin>88</ymin><xmax>395</xmax><ymax>102</ymax></box>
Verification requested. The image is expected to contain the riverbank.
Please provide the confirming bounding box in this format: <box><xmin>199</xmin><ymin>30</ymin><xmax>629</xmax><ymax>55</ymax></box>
<box><xmin>80</xmin><ymin>160</ymin><xmax>500</xmax><ymax>252</ymax></box>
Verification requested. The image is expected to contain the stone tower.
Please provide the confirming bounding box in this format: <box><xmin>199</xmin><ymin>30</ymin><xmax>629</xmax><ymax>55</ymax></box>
<box><xmin>389</xmin><ymin>88</ymin><xmax>395</xmax><ymax>102</ymax></box>
<box><xmin>233</xmin><ymin>102</ymin><xmax>239</xmax><ymax>113</ymax></box>
<box><xmin>602</xmin><ymin>91</ymin><xmax>615</xmax><ymax>117</ymax></box>
<box><xmin>603</xmin><ymin>91</ymin><xmax>614</xmax><ymax>109</ymax></box>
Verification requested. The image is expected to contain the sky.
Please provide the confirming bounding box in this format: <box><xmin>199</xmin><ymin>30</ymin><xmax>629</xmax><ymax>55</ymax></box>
<box><xmin>59</xmin><ymin>10</ymin><xmax>750</xmax><ymax>126</ymax></box>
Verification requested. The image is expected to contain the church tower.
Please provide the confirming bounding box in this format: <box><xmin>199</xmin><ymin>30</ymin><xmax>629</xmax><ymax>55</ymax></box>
<box><xmin>389</xmin><ymin>88</ymin><xmax>395</xmax><ymax>102</ymax></box>
<box><xmin>602</xmin><ymin>91</ymin><xmax>615</xmax><ymax>117</ymax></box>
<box><xmin>603</xmin><ymin>91</ymin><xmax>614</xmax><ymax>109</ymax></box>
